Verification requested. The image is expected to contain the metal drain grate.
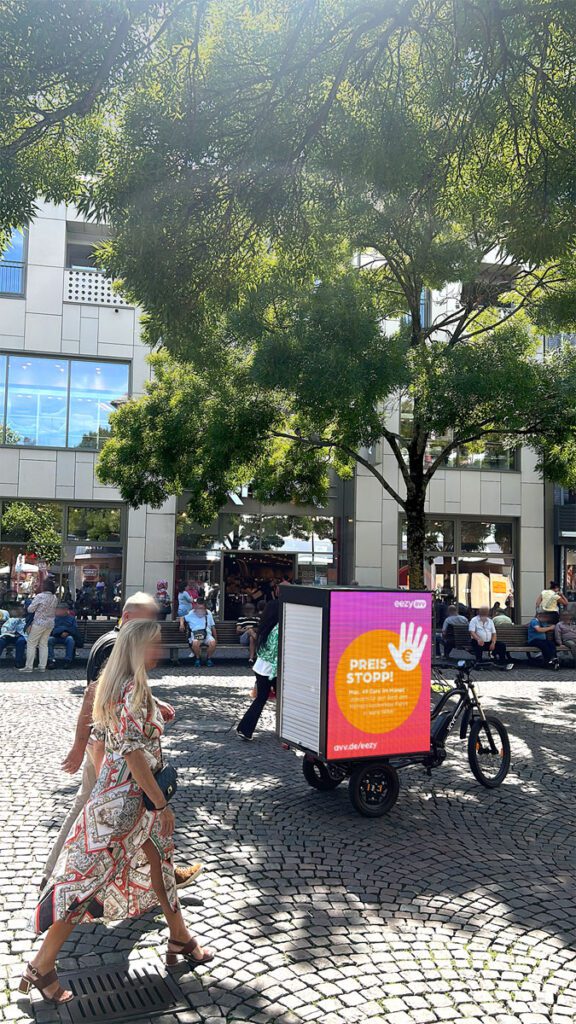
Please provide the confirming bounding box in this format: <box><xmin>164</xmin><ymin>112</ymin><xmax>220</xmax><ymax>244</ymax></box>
<box><xmin>51</xmin><ymin>963</ymin><xmax>183</xmax><ymax>1023</ymax></box>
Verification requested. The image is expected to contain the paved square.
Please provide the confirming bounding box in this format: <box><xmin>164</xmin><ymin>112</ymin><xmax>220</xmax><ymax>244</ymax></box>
<box><xmin>0</xmin><ymin>663</ymin><xmax>575</xmax><ymax>1024</ymax></box>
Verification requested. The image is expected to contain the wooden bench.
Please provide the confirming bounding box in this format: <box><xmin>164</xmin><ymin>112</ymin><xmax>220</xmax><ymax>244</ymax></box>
<box><xmin>447</xmin><ymin>623</ymin><xmax>571</xmax><ymax>662</ymax></box>
<box><xmin>158</xmin><ymin>619</ymin><xmax>249</xmax><ymax>664</ymax></box>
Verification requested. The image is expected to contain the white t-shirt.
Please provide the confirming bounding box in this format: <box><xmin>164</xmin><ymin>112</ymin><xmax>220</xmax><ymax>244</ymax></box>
<box><xmin>469</xmin><ymin>615</ymin><xmax>496</xmax><ymax>643</ymax></box>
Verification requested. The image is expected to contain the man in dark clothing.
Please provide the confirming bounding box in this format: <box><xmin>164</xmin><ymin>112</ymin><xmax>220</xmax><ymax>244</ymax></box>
<box><xmin>47</xmin><ymin>605</ymin><xmax>83</xmax><ymax>668</ymax></box>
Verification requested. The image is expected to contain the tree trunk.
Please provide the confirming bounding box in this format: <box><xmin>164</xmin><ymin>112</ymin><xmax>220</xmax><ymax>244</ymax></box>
<box><xmin>405</xmin><ymin>485</ymin><xmax>427</xmax><ymax>591</ymax></box>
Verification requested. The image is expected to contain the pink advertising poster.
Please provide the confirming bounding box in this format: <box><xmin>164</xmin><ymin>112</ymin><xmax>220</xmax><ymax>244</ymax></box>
<box><xmin>327</xmin><ymin>591</ymin><xmax>432</xmax><ymax>760</ymax></box>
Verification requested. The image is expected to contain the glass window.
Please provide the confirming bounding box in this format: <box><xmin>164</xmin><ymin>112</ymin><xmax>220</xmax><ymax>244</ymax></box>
<box><xmin>460</xmin><ymin>521</ymin><xmax>513</xmax><ymax>554</ymax></box>
<box><xmin>400</xmin><ymin>518</ymin><xmax>454</xmax><ymax>552</ymax></box>
<box><xmin>0</xmin><ymin>354</ymin><xmax>5</xmax><ymax>438</ymax></box>
<box><xmin>61</xmin><ymin>541</ymin><xmax>123</xmax><ymax>615</ymax></box>
<box><xmin>0</xmin><ymin>228</ymin><xmax>25</xmax><ymax>294</ymax></box>
<box><xmin>5</xmin><ymin>356</ymin><xmax>68</xmax><ymax>447</ymax></box>
<box><xmin>68</xmin><ymin>360</ymin><xmax>129</xmax><ymax>450</ymax></box>
<box><xmin>67</xmin><ymin>507</ymin><xmax>121</xmax><ymax>543</ymax></box>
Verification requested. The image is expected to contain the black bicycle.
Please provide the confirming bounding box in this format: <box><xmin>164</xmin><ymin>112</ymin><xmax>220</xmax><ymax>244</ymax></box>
<box><xmin>429</xmin><ymin>653</ymin><xmax>511</xmax><ymax>789</ymax></box>
<box><xmin>299</xmin><ymin>653</ymin><xmax>511</xmax><ymax>817</ymax></box>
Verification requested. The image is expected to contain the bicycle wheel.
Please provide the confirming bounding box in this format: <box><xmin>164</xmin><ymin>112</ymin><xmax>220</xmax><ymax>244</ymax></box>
<box><xmin>302</xmin><ymin>758</ymin><xmax>344</xmax><ymax>791</ymax></box>
<box><xmin>348</xmin><ymin>762</ymin><xmax>400</xmax><ymax>818</ymax></box>
<box><xmin>467</xmin><ymin>716</ymin><xmax>510</xmax><ymax>788</ymax></box>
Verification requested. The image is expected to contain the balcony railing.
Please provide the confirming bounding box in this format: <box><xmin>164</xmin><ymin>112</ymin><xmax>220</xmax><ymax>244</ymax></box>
<box><xmin>64</xmin><ymin>268</ymin><xmax>132</xmax><ymax>307</ymax></box>
<box><xmin>0</xmin><ymin>260</ymin><xmax>25</xmax><ymax>295</ymax></box>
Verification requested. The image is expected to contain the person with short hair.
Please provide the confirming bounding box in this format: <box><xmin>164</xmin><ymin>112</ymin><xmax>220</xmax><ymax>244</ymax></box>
<box><xmin>492</xmin><ymin>608</ymin><xmax>513</xmax><ymax>628</ymax></box>
<box><xmin>185</xmin><ymin>598</ymin><xmax>217</xmax><ymax>667</ymax></box>
<box><xmin>21</xmin><ymin>579</ymin><xmax>58</xmax><ymax>673</ymax></box>
<box><xmin>441</xmin><ymin>605</ymin><xmax>468</xmax><ymax>657</ymax></box>
<box><xmin>0</xmin><ymin>603</ymin><xmax>28</xmax><ymax>668</ymax></box>
<box><xmin>554</xmin><ymin>612</ymin><xmax>576</xmax><ymax>668</ymax></box>
<box><xmin>24</xmin><ymin>620</ymin><xmax>213</xmax><ymax>1007</ymax></box>
<box><xmin>527</xmin><ymin>612</ymin><xmax>560</xmax><ymax>670</ymax></box>
<box><xmin>47</xmin><ymin>605</ymin><xmax>82</xmax><ymax>668</ymax></box>
<box><xmin>236</xmin><ymin>602</ymin><xmax>259</xmax><ymax>662</ymax></box>
<box><xmin>469</xmin><ymin>606</ymin><xmax>514</xmax><ymax>670</ymax></box>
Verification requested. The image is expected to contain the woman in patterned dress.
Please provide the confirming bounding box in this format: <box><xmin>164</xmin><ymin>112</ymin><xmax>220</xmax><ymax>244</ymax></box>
<box><xmin>20</xmin><ymin>619</ymin><xmax>213</xmax><ymax>1006</ymax></box>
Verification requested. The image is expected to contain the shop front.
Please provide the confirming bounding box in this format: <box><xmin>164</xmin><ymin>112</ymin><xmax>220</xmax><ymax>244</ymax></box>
<box><xmin>0</xmin><ymin>499</ymin><xmax>124</xmax><ymax>616</ymax></box>
<box><xmin>174</xmin><ymin>508</ymin><xmax>341</xmax><ymax>620</ymax></box>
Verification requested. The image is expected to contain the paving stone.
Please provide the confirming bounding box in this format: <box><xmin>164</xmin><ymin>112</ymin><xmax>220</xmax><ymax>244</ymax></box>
<box><xmin>1</xmin><ymin>666</ymin><xmax>576</xmax><ymax>1024</ymax></box>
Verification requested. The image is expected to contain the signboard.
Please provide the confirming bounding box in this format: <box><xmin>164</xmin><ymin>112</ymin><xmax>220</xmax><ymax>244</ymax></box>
<box><xmin>327</xmin><ymin>591</ymin><xmax>431</xmax><ymax>760</ymax></box>
<box><xmin>82</xmin><ymin>564</ymin><xmax>99</xmax><ymax>580</ymax></box>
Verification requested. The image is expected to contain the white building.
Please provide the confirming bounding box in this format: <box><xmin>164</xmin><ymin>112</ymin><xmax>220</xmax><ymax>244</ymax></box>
<box><xmin>0</xmin><ymin>203</ymin><xmax>549</xmax><ymax>622</ymax></box>
<box><xmin>0</xmin><ymin>201</ymin><xmax>177</xmax><ymax>607</ymax></box>
<box><xmin>353</xmin><ymin>287</ymin><xmax>546</xmax><ymax>622</ymax></box>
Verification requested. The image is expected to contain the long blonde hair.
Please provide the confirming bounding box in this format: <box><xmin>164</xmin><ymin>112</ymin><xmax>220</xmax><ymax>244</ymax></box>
<box><xmin>93</xmin><ymin>619</ymin><xmax>161</xmax><ymax>730</ymax></box>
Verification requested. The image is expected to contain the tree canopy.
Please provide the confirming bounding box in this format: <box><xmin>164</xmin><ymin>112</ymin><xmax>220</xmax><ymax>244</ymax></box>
<box><xmin>87</xmin><ymin>0</ymin><xmax>576</xmax><ymax>586</ymax></box>
<box><xmin>0</xmin><ymin>0</ymin><xmax>188</xmax><ymax>241</ymax></box>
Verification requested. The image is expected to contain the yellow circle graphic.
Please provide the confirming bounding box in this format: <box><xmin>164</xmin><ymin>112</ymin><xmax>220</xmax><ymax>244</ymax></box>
<box><xmin>334</xmin><ymin>629</ymin><xmax>422</xmax><ymax>735</ymax></box>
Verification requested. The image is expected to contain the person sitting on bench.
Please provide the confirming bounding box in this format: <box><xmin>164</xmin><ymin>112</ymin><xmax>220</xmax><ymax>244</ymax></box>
<box><xmin>0</xmin><ymin>603</ymin><xmax>28</xmax><ymax>668</ymax></box>
<box><xmin>48</xmin><ymin>605</ymin><xmax>82</xmax><ymax>668</ymax></box>
<box><xmin>469</xmin><ymin>607</ymin><xmax>514</xmax><ymax>670</ymax></box>
<box><xmin>441</xmin><ymin>605</ymin><xmax>469</xmax><ymax>657</ymax></box>
<box><xmin>527</xmin><ymin>612</ymin><xmax>560</xmax><ymax>671</ymax></box>
<box><xmin>185</xmin><ymin>598</ymin><xmax>217</xmax><ymax>667</ymax></box>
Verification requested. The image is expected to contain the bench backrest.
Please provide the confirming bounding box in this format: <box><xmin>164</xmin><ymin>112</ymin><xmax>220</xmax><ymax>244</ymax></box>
<box><xmin>450</xmin><ymin>623</ymin><xmax>531</xmax><ymax>646</ymax></box>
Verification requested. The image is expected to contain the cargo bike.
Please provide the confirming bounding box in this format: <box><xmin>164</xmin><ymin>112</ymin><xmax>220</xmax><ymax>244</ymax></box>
<box><xmin>277</xmin><ymin>587</ymin><xmax>510</xmax><ymax>818</ymax></box>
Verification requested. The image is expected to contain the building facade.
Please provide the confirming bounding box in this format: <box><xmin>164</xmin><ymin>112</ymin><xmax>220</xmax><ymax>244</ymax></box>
<box><xmin>0</xmin><ymin>204</ymin><xmax>559</xmax><ymax>622</ymax></box>
<box><xmin>0</xmin><ymin>202</ymin><xmax>352</xmax><ymax>615</ymax></box>
<box><xmin>352</xmin><ymin>286</ymin><xmax>548</xmax><ymax>622</ymax></box>
<box><xmin>0</xmin><ymin>200</ymin><xmax>178</xmax><ymax>610</ymax></box>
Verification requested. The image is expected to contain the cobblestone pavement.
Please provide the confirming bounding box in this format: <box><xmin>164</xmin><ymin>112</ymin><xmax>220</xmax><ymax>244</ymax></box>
<box><xmin>1</xmin><ymin>662</ymin><xmax>575</xmax><ymax>1024</ymax></box>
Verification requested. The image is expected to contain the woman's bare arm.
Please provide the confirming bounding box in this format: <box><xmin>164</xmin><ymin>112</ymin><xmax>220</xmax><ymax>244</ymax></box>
<box><xmin>61</xmin><ymin>681</ymin><xmax>98</xmax><ymax>773</ymax></box>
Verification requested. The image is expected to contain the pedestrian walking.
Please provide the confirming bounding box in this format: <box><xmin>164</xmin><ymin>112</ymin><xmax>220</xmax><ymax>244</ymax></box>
<box><xmin>20</xmin><ymin>579</ymin><xmax>57</xmax><ymax>673</ymax></box>
<box><xmin>40</xmin><ymin>591</ymin><xmax>201</xmax><ymax>894</ymax></box>
<box><xmin>527</xmin><ymin>613</ymin><xmax>560</xmax><ymax>670</ymax></box>
<box><xmin>22</xmin><ymin>619</ymin><xmax>214</xmax><ymax>1007</ymax></box>
<box><xmin>237</xmin><ymin>600</ymin><xmax>279</xmax><ymax>740</ymax></box>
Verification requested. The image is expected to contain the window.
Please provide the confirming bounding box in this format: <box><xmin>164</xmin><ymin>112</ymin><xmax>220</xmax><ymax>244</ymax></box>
<box><xmin>6</xmin><ymin>356</ymin><xmax>68</xmax><ymax>447</ymax></box>
<box><xmin>68</xmin><ymin>361</ymin><xmax>129</xmax><ymax>450</ymax></box>
<box><xmin>66</xmin><ymin>241</ymin><xmax>98</xmax><ymax>270</ymax></box>
<box><xmin>398</xmin><ymin>515</ymin><xmax>517</xmax><ymax>618</ymax></box>
<box><xmin>399</xmin><ymin>398</ymin><xmax>518</xmax><ymax>471</ymax></box>
<box><xmin>0</xmin><ymin>355</ymin><xmax>129</xmax><ymax>449</ymax></box>
<box><xmin>0</xmin><ymin>228</ymin><xmax>25</xmax><ymax>295</ymax></box>
<box><xmin>67</xmin><ymin>507</ymin><xmax>121</xmax><ymax>543</ymax></box>
<box><xmin>0</xmin><ymin>500</ymin><xmax>123</xmax><ymax>613</ymax></box>
<box><xmin>460</xmin><ymin>521</ymin><xmax>512</xmax><ymax>554</ymax></box>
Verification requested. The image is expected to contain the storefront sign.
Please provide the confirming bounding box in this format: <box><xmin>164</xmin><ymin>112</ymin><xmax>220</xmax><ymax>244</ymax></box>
<box><xmin>82</xmin><ymin>564</ymin><xmax>99</xmax><ymax>580</ymax></box>
<box><xmin>327</xmin><ymin>591</ymin><xmax>431</xmax><ymax>759</ymax></box>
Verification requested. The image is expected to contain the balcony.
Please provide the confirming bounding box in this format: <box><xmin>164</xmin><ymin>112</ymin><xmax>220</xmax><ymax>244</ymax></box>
<box><xmin>0</xmin><ymin>260</ymin><xmax>25</xmax><ymax>295</ymax></box>
<box><xmin>64</xmin><ymin>268</ymin><xmax>132</xmax><ymax>308</ymax></box>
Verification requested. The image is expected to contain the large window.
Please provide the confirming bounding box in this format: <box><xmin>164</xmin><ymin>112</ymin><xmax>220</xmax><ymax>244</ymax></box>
<box><xmin>400</xmin><ymin>399</ymin><xmax>518</xmax><ymax>471</ymax></box>
<box><xmin>399</xmin><ymin>515</ymin><xmax>517</xmax><ymax>618</ymax></box>
<box><xmin>0</xmin><ymin>228</ymin><xmax>25</xmax><ymax>295</ymax></box>
<box><xmin>0</xmin><ymin>500</ymin><xmax>124</xmax><ymax>615</ymax></box>
<box><xmin>0</xmin><ymin>354</ymin><xmax>129</xmax><ymax>449</ymax></box>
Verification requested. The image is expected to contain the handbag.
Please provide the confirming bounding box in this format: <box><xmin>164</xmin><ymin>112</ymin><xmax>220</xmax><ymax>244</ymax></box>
<box><xmin>142</xmin><ymin>739</ymin><xmax>178</xmax><ymax>811</ymax></box>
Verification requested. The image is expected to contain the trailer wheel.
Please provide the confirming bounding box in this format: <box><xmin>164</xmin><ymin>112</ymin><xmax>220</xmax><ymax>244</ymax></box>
<box><xmin>348</xmin><ymin>763</ymin><xmax>400</xmax><ymax>818</ymax></box>
<box><xmin>302</xmin><ymin>758</ymin><xmax>345</xmax><ymax>791</ymax></box>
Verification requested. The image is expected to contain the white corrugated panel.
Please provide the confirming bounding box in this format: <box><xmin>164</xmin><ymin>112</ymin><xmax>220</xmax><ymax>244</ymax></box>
<box><xmin>280</xmin><ymin>603</ymin><xmax>323</xmax><ymax>751</ymax></box>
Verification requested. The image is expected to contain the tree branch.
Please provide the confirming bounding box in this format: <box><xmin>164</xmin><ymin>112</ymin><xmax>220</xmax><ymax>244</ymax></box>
<box><xmin>271</xmin><ymin>430</ymin><xmax>406</xmax><ymax>508</ymax></box>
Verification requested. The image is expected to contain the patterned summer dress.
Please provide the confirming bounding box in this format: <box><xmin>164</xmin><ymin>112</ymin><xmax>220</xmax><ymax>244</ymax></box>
<box><xmin>34</xmin><ymin>682</ymin><xmax>178</xmax><ymax>934</ymax></box>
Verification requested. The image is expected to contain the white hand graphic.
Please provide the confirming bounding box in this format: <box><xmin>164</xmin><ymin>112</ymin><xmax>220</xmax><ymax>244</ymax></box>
<box><xmin>388</xmin><ymin>621</ymin><xmax>428</xmax><ymax>671</ymax></box>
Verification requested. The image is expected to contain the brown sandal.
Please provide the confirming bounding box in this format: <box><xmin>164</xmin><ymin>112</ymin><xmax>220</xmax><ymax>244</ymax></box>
<box><xmin>166</xmin><ymin>937</ymin><xmax>215</xmax><ymax>968</ymax></box>
<box><xmin>18</xmin><ymin>963</ymin><xmax>73</xmax><ymax>1005</ymax></box>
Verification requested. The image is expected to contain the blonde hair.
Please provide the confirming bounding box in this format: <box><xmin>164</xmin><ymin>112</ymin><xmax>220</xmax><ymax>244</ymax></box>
<box><xmin>93</xmin><ymin>619</ymin><xmax>161</xmax><ymax>730</ymax></box>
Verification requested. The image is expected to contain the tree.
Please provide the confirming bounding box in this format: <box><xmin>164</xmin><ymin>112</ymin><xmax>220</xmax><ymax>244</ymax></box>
<box><xmin>91</xmin><ymin>0</ymin><xmax>576</xmax><ymax>587</ymax></box>
<box><xmin>0</xmin><ymin>0</ymin><xmax>189</xmax><ymax>239</ymax></box>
